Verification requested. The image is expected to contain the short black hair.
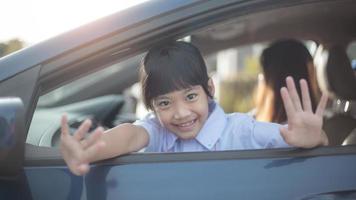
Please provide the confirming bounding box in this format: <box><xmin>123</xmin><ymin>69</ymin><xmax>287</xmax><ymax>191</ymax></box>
<box><xmin>140</xmin><ymin>41</ymin><xmax>212</xmax><ymax>110</ymax></box>
<box><xmin>260</xmin><ymin>39</ymin><xmax>313</xmax><ymax>84</ymax></box>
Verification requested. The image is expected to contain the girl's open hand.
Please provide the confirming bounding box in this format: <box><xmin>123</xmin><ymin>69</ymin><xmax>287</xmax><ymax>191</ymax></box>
<box><xmin>60</xmin><ymin>114</ymin><xmax>106</xmax><ymax>176</ymax></box>
<box><xmin>280</xmin><ymin>77</ymin><xmax>329</xmax><ymax>148</ymax></box>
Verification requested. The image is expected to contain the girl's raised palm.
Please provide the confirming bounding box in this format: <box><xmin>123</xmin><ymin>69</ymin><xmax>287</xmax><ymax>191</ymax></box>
<box><xmin>60</xmin><ymin>115</ymin><xmax>106</xmax><ymax>176</ymax></box>
<box><xmin>280</xmin><ymin>77</ymin><xmax>328</xmax><ymax>148</ymax></box>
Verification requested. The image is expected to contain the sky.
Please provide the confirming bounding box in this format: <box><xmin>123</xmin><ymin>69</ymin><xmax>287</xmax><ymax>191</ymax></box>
<box><xmin>0</xmin><ymin>0</ymin><xmax>148</xmax><ymax>46</ymax></box>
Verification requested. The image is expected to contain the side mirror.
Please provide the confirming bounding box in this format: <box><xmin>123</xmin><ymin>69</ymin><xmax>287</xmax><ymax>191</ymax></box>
<box><xmin>0</xmin><ymin>97</ymin><xmax>25</xmax><ymax>179</ymax></box>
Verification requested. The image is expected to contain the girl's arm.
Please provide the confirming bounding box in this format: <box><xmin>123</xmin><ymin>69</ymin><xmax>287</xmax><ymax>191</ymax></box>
<box><xmin>280</xmin><ymin>77</ymin><xmax>329</xmax><ymax>148</ymax></box>
<box><xmin>60</xmin><ymin>115</ymin><xmax>149</xmax><ymax>176</ymax></box>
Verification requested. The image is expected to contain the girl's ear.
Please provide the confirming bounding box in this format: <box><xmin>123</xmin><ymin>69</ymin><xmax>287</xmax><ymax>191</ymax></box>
<box><xmin>208</xmin><ymin>78</ymin><xmax>215</xmax><ymax>97</ymax></box>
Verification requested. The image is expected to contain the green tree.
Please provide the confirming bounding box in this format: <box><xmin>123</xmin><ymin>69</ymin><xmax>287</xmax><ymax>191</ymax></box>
<box><xmin>0</xmin><ymin>38</ymin><xmax>25</xmax><ymax>58</ymax></box>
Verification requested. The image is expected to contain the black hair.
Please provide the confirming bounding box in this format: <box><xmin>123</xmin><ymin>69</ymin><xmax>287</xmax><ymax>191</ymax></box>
<box><xmin>140</xmin><ymin>41</ymin><xmax>212</xmax><ymax>110</ymax></box>
<box><xmin>256</xmin><ymin>39</ymin><xmax>318</xmax><ymax>123</ymax></box>
<box><xmin>260</xmin><ymin>39</ymin><xmax>313</xmax><ymax>85</ymax></box>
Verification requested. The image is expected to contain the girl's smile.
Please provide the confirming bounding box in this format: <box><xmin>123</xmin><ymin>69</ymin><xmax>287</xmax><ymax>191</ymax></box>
<box><xmin>172</xmin><ymin>118</ymin><xmax>197</xmax><ymax>132</ymax></box>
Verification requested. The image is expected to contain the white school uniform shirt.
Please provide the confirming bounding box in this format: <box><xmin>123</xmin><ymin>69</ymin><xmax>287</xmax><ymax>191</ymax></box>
<box><xmin>134</xmin><ymin>101</ymin><xmax>290</xmax><ymax>152</ymax></box>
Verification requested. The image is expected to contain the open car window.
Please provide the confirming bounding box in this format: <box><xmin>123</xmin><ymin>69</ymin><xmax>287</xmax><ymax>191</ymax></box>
<box><xmin>27</xmin><ymin>40</ymin><xmax>269</xmax><ymax>148</ymax></box>
<box><xmin>27</xmin><ymin>37</ymin><xmax>323</xmax><ymax>150</ymax></box>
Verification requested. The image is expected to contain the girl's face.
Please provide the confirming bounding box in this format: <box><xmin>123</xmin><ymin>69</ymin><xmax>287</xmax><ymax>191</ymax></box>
<box><xmin>152</xmin><ymin>80</ymin><xmax>214</xmax><ymax>140</ymax></box>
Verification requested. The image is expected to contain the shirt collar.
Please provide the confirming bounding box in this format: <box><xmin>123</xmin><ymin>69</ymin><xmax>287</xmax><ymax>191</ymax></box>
<box><xmin>166</xmin><ymin>131</ymin><xmax>178</xmax><ymax>151</ymax></box>
<box><xmin>196</xmin><ymin>101</ymin><xmax>227</xmax><ymax>150</ymax></box>
<box><xmin>166</xmin><ymin>100</ymin><xmax>227</xmax><ymax>151</ymax></box>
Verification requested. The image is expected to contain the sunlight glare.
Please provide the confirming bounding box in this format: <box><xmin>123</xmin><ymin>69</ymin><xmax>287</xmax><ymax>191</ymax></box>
<box><xmin>0</xmin><ymin>0</ymin><xmax>148</xmax><ymax>45</ymax></box>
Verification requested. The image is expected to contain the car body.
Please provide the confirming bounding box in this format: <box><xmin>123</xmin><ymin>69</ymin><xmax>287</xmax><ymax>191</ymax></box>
<box><xmin>1</xmin><ymin>0</ymin><xmax>356</xmax><ymax>199</ymax></box>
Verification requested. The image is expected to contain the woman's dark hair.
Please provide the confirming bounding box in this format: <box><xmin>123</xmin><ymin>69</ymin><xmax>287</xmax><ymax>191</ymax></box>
<box><xmin>140</xmin><ymin>41</ymin><xmax>212</xmax><ymax>110</ymax></box>
<box><xmin>255</xmin><ymin>39</ymin><xmax>319</xmax><ymax>123</ymax></box>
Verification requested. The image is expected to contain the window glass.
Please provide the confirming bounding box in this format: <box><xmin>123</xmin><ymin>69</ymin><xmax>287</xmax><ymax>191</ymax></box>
<box><xmin>27</xmin><ymin>39</ymin><xmax>317</xmax><ymax>148</ymax></box>
<box><xmin>27</xmin><ymin>55</ymin><xmax>142</xmax><ymax>146</ymax></box>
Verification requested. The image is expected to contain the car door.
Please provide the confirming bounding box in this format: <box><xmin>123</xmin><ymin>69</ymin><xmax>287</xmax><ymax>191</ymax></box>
<box><xmin>1</xmin><ymin>0</ymin><xmax>356</xmax><ymax>199</ymax></box>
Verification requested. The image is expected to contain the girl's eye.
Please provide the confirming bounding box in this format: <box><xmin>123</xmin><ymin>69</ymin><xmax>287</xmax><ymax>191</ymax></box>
<box><xmin>186</xmin><ymin>93</ymin><xmax>198</xmax><ymax>101</ymax></box>
<box><xmin>157</xmin><ymin>100</ymin><xmax>170</xmax><ymax>108</ymax></box>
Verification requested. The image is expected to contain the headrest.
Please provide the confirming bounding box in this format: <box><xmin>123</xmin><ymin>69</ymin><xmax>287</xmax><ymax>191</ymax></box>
<box><xmin>314</xmin><ymin>45</ymin><xmax>356</xmax><ymax>100</ymax></box>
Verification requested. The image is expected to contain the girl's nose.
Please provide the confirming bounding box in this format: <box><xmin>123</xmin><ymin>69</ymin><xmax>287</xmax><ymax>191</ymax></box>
<box><xmin>173</xmin><ymin>104</ymin><xmax>191</xmax><ymax>119</ymax></box>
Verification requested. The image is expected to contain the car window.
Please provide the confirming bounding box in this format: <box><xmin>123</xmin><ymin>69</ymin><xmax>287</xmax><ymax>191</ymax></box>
<box><xmin>27</xmin><ymin>55</ymin><xmax>142</xmax><ymax>147</ymax></box>
<box><xmin>28</xmin><ymin>41</ymin><xmax>268</xmax><ymax>147</ymax></box>
<box><xmin>27</xmin><ymin>36</ymin><xmax>319</xmax><ymax>149</ymax></box>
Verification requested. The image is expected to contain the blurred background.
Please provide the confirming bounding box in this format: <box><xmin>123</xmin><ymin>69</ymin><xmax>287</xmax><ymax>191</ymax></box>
<box><xmin>0</xmin><ymin>0</ymin><xmax>147</xmax><ymax>57</ymax></box>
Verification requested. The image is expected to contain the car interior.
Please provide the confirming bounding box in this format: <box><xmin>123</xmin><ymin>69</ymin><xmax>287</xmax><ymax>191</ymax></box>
<box><xmin>27</xmin><ymin>0</ymin><xmax>356</xmax><ymax>149</ymax></box>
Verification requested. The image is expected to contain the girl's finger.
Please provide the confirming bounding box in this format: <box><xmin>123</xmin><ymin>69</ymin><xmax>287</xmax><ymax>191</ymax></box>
<box><xmin>316</xmin><ymin>93</ymin><xmax>328</xmax><ymax>117</ymax></box>
<box><xmin>300</xmin><ymin>79</ymin><xmax>312</xmax><ymax>112</ymax></box>
<box><xmin>61</xmin><ymin>114</ymin><xmax>70</xmax><ymax>137</ymax></box>
<box><xmin>82</xmin><ymin>139</ymin><xmax>106</xmax><ymax>163</ymax></box>
<box><xmin>279</xmin><ymin>125</ymin><xmax>294</xmax><ymax>145</ymax></box>
<box><xmin>76</xmin><ymin>164</ymin><xmax>90</xmax><ymax>176</ymax></box>
<box><xmin>280</xmin><ymin>87</ymin><xmax>295</xmax><ymax>121</ymax></box>
<box><xmin>82</xmin><ymin>127</ymin><xmax>105</xmax><ymax>149</ymax></box>
<box><xmin>61</xmin><ymin>115</ymin><xmax>84</xmax><ymax>154</ymax></box>
<box><xmin>286</xmin><ymin>77</ymin><xmax>303</xmax><ymax>111</ymax></box>
<box><xmin>73</xmin><ymin>119</ymin><xmax>92</xmax><ymax>141</ymax></box>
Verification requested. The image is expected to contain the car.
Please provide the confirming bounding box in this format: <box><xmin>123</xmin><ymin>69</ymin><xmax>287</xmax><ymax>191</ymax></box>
<box><xmin>1</xmin><ymin>0</ymin><xmax>356</xmax><ymax>199</ymax></box>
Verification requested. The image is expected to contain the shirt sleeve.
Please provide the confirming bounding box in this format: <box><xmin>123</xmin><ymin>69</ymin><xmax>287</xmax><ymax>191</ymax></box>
<box><xmin>133</xmin><ymin>113</ymin><xmax>162</xmax><ymax>152</ymax></box>
<box><xmin>228</xmin><ymin>113</ymin><xmax>290</xmax><ymax>149</ymax></box>
<box><xmin>252</xmin><ymin>120</ymin><xmax>291</xmax><ymax>148</ymax></box>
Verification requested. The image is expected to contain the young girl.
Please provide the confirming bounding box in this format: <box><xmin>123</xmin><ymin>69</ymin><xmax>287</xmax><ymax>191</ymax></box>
<box><xmin>60</xmin><ymin>41</ymin><xmax>329</xmax><ymax>176</ymax></box>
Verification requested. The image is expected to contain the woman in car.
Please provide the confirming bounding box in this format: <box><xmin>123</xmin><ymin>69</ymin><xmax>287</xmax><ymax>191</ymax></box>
<box><xmin>254</xmin><ymin>39</ymin><xmax>320</xmax><ymax>124</ymax></box>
